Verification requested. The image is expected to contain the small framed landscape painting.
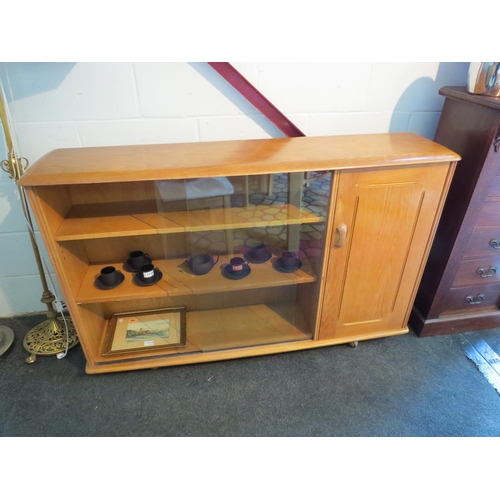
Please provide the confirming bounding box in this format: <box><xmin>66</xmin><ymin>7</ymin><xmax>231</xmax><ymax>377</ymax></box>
<box><xmin>102</xmin><ymin>307</ymin><xmax>186</xmax><ymax>357</ymax></box>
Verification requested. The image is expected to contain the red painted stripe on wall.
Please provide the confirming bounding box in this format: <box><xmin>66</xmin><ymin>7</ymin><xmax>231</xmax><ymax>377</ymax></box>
<box><xmin>207</xmin><ymin>62</ymin><xmax>305</xmax><ymax>138</ymax></box>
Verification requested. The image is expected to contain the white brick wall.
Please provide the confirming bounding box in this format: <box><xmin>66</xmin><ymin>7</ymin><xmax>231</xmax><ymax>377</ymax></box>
<box><xmin>0</xmin><ymin>62</ymin><xmax>469</xmax><ymax>315</ymax></box>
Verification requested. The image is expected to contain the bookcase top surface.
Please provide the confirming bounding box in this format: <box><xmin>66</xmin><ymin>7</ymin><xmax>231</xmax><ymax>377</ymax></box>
<box><xmin>18</xmin><ymin>133</ymin><xmax>460</xmax><ymax>186</ymax></box>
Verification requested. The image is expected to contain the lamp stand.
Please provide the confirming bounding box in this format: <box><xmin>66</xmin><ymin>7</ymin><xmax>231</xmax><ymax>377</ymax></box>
<box><xmin>1</xmin><ymin>88</ymin><xmax>79</xmax><ymax>363</ymax></box>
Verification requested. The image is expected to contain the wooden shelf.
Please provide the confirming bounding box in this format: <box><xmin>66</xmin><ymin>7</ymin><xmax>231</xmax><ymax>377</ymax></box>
<box><xmin>93</xmin><ymin>303</ymin><xmax>311</xmax><ymax>366</ymax></box>
<box><xmin>55</xmin><ymin>201</ymin><xmax>183</xmax><ymax>241</ymax></box>
<box><xmin>76</xmin><ymin>255</ymin><xmax>318</xmax><ymax>304</ymax></box>
<box><xmin>55</xmin><ymin>202</ymin><xmax>323</xmax><ymax>241</ymax></box>
<box><xmin>187</xmin><ymin>303</ymin><xmax>310</xmax><ymax>351</ymax></box>
<box><xmin>159</xmin><ymin>204</ymin><xmax>323</xmax><ymax>233</ymax></box>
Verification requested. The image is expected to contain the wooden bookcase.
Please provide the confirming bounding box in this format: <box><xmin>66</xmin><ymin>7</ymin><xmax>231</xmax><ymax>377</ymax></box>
<box><xmin>18</xmin><ymin>133</ymin><xmax>459</xmax><ymax>374</ymax></box>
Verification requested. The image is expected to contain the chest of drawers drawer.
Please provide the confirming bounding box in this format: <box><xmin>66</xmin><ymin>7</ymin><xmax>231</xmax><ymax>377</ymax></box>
<box><xmin>488</xmin><ymin>175</ymin><xmax>500</xmax><ymax>200</ymax></box>
<box><xmin>476</xmin><ymin>200</ymin><xmax>500</xmax><ymax>226</ymax></box>
<box><xmin>443</xmin><ymin>283</ymin><xmax>500</xmax><ymax>315</ymax></box>
<box><xmin>463</xmin><ymin>226</ymin><xmax>500</xmax><ymax>258</ymax></box>
<box><xmin>453</xmin><ymin>256</ymin><xmax>500</xmax><ymax>287</ymax></box>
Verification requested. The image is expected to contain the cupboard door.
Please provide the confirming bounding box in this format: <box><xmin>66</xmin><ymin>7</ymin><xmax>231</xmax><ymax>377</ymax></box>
<box><xmin>319</xmin><ymin>164</ymin><xmax>452</xmax><ymax>340</ymax></box>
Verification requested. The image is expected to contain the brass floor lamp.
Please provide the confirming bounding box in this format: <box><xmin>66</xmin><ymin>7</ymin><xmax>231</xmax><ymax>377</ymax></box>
<box><xmin>0</xmin><ymin>83</ymin><xmax>79</xmax><ymax>362</ymax></box>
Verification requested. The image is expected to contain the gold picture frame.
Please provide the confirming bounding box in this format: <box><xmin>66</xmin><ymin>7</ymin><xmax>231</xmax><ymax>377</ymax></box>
<box><xmin>102</xmin><ymin>307</ymin><xmax>186</xmax><ymax>357</ymax></box>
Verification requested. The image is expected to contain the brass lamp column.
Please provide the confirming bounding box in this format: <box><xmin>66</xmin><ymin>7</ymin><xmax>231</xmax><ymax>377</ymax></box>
<box><xmin>0</xmin><ymin>84</ymin><xmax>79</xmax><ymax>363</ymax></box>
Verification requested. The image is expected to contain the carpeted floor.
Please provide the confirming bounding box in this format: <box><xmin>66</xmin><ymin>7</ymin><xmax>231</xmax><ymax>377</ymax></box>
<box><xmin>1</xmin><ymin>312</ymin><xmax>500</xmax><ymax>437</ymax></box>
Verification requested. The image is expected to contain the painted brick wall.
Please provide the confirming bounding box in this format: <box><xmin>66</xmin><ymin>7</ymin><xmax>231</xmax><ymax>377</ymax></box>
<box><xmin>0</xmin><ymin>62</ymin><xmax>469</xmax><ymax>315</ymax></box>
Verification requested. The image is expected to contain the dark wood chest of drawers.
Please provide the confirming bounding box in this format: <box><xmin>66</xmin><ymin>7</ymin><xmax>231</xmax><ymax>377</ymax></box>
<box><xmin>410</xmin><ymin>86</ymin><xmax>500</xmax><ymax>336</ymax></box>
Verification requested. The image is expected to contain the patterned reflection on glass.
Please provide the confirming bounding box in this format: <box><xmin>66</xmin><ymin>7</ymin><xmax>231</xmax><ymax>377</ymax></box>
<box><xmin>153</xmin><ymin>172</ymin><xmax>332</xmax><ymax>353</ymax></box>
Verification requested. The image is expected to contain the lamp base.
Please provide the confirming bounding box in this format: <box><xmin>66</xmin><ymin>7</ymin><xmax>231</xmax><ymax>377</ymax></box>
<box><xmin>23</xmin><ymin>315</ymin><xmax>79</xmax><ymax>363</ymax></box>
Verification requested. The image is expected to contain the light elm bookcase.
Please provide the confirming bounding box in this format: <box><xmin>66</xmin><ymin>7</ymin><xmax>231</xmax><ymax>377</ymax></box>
<box><xmin>19</xmin><ymin>133</ymin><xmax>459</xmax><ymax>374</ymax></box>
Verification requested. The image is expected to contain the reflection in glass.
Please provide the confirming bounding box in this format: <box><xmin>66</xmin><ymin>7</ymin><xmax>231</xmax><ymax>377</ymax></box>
<box><xmin>153</xmin><ymin>171</ymin><xmax>332</xmax><ymax>353</ymax></box>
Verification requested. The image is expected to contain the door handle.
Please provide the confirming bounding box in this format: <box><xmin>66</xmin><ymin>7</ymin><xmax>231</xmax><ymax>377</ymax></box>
<box><xmin>334</xmin><ymin>223</ymin><xmax>348</xmax><ymax>248</ymax></box>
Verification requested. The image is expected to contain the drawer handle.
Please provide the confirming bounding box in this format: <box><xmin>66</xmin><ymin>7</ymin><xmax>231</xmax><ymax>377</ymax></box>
<box><xmin>465</xmin><ymin>294</ymin><xmax>485</xmax><ymax>305</ymax></box>
<box><xmin>489</xmin><ymin>239</ymin><xmax>500</xmax><ymax>249</ymax></box>
<box><xmin>477</xmin><ymin>266</ymin><xmax>497</xmax><ymax>278</ymax></box>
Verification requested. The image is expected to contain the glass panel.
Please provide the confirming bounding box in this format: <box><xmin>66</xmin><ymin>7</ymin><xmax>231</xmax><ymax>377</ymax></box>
<box><xmin>153</xmin><ymin>171</ymin><xmax>332</xmax><ymax>354</ymax></box>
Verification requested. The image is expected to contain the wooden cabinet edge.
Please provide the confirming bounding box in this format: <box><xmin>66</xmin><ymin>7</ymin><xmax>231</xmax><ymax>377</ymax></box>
<box><xmin>18</xmin><ymin>134</ymin><xmax>460</xmax><ymax>188</ymax></box>
<box><xmin>400</xmin><ymin>160</ymin><xmax>459</xmax><ymax>328</ymax></box>
<box><xmin>85</xmin><ymin>327</ymin><xmax>409</xmax><ymax>374</ymax></box>
<box><xmin>23</xmin><ymin>188</ymin><xmax>101</xmax><ymax>365</ymax></box>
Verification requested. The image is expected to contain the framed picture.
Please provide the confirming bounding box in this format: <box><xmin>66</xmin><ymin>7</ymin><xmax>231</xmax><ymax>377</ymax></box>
<box><xmin>102</xmin><ymin>307</ymin><xmax>186</xmax><ymax>357</ymax></box>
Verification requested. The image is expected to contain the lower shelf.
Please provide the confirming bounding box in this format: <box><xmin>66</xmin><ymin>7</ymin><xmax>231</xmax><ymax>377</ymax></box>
<box><xmin>188</xmin><ymin>303</ymin><xmax>310</xmax><ymax>352</ymax></box>
<box><xmin>93</xmin><ymin>303</ymin><xmax>311</xmax><ymax>369</ymax></box>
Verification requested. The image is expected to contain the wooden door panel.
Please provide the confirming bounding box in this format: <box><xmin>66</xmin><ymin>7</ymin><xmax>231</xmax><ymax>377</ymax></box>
<box><xmin>339</xmin><ymin>181</ymin><xmax>423</xmax><ymax>325</ymax></box>
<box><xmin>319</xmin><ymin>163</ymin><xmax>452</xmax><ymax>340</ymax></box>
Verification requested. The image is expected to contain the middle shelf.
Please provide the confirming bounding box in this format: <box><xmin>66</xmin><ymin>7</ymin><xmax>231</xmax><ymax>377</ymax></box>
<box><xmin>55</xmin><ymin>201</ymin><xmax>324</xmax><ymax>241</ymax></box>
<box><xmin>76</xmin><ymin>254</ymin><xmax>318</xmax><ymax>304</ymax></box>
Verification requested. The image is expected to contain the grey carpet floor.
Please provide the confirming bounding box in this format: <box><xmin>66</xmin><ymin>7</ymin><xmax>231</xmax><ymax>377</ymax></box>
<box><xmin>1</xmin><ymin>312</ymin><xmax>500</xmax><ymax>437</ymax></box>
